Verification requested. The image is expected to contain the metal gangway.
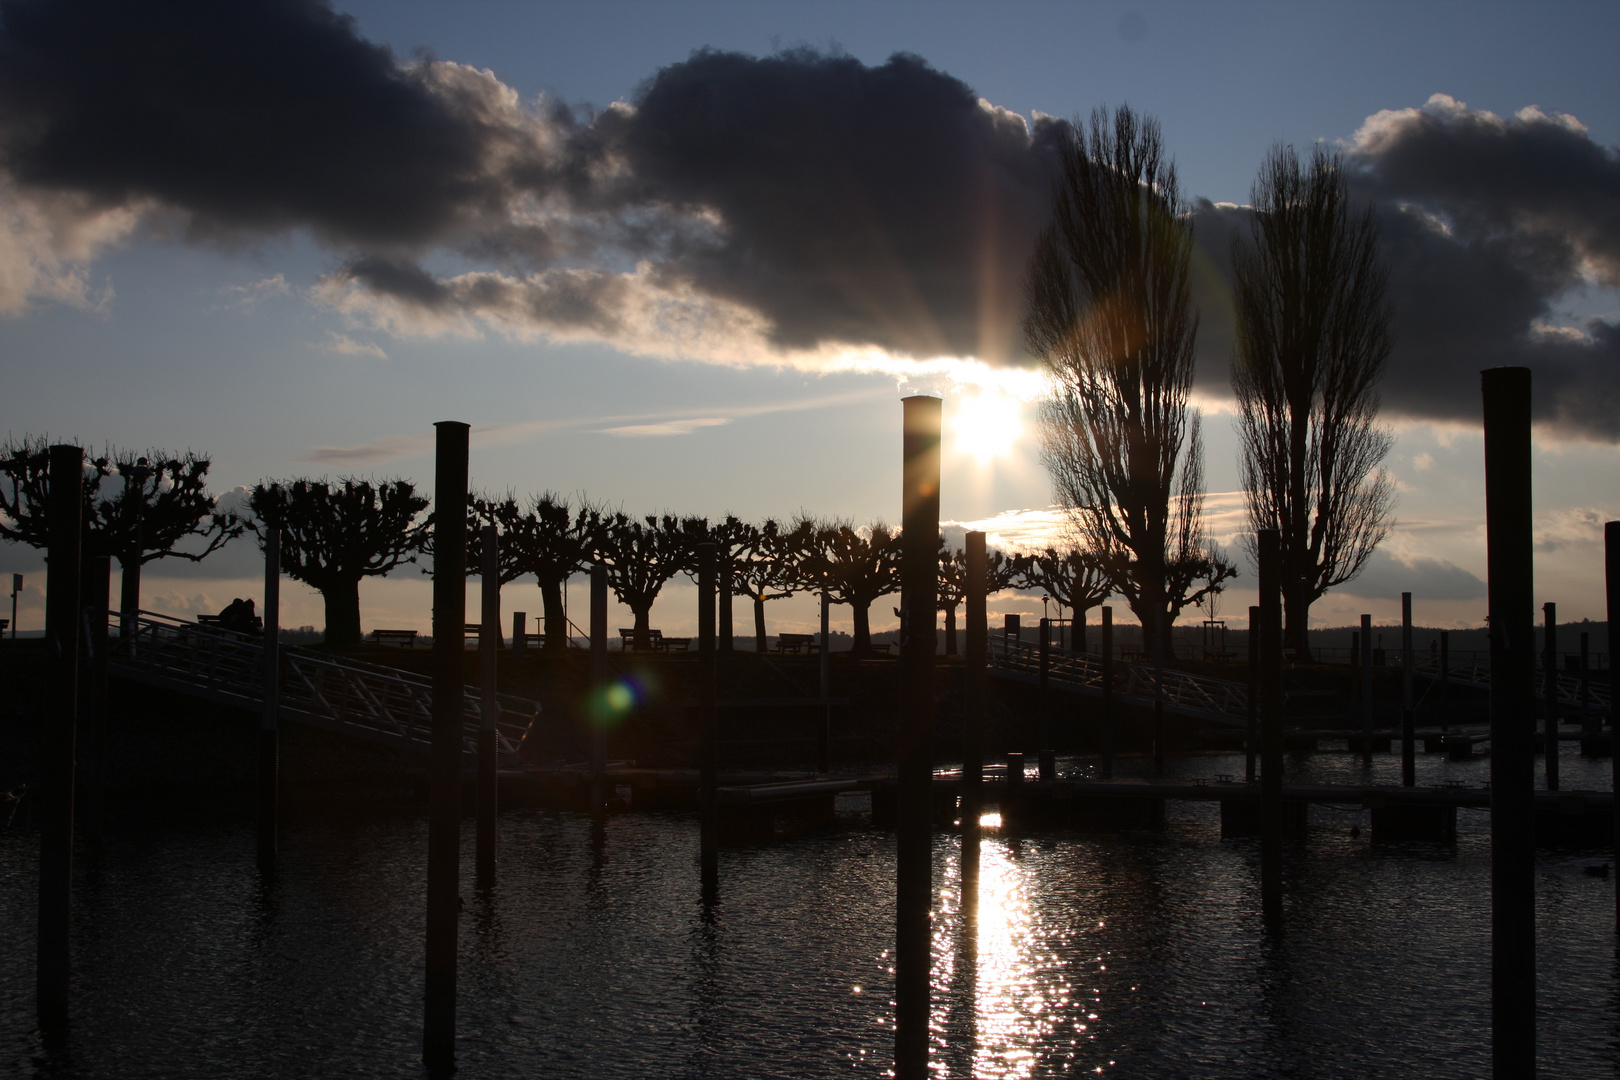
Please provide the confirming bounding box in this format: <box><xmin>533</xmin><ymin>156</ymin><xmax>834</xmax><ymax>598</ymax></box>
<box><xmin>1413</xmin><ymin>655</ymin><xmax>1611</xmax><ymax>712</ymax></box>
<box><xmin>106</xmin><ymin>610</ymin><xmax>539</xmax><ymax>763</ymax></box>
<box><xmin>989</xmin><ymin>635</ymin><xmax>1250</xmax><ymax>728</ymax></box>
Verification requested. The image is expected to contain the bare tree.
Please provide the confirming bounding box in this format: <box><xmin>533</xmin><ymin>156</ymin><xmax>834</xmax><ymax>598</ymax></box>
<box><xmin>1232</xmin><ymin>144</ymin><xmax>1395</xmax><ymax>658</ymax></box>
<box><xmin>247</xmin><ymin>477</ymin><xmax>429</xmax><ymax>647</ymax></box>
<box><xmin>799</xmin><ymin>519</ymin><xmax>900</xmax><ymax>657</ymax></box>
<box><xmin>729</xmin><ymin>517</ymin><xmax>813</xmax><ymax>653</ymax></box>
<box><xmin>0</xmin><ymin>436</ymin><xmax>241</xmax><ymax>614</ymax></box>
<box><xmin>938</xmin><ymin>542</ymin><xmax>1018</xmax><ymax>655</ymax></box>
<box><xmin>1025</xmin><ymin>105</ymin><xmax>1231</xmax><ymax>658</ymax></box>
<box><xmin>471</xmin><ymin>492</ymin><xmax>603</xmax><ymax>654</ymax></box>
<box><xmin>592</xmin><ymin>512</ymin><xmax>692</xmax><ymax>650</ymax></box>
<box><xmin>1011</xmin><ymin>541</ymin><xmax>1112</xmax><ymax>651</ymax></box>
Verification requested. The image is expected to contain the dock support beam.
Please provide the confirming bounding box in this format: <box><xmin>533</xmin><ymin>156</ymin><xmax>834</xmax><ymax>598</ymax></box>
<box><xmin>589</xmin><ymin>566</ymin><xmax>608</xmax><ymax>814</ymax></box>
<box><xmin>259</xmin><ymin>530</ymin><xmax>280</xmax><ymax>867</ymax></box>
<box><xmin>698</xmin><ymin>542</ymin><xmax>718</xmax><ymax>898</ymax></box>
<box><xmin>1245</xmin><ymin>605</ymin><xmax>1259</xmax><ymax>785</ymax></box>
<box><xmin>1402</xmin><ymin>593</ymin><xmax>1415</xmax><ymax>787</ymax></box>
<box><xmin>1101</xmin><ymin>607</ymin><xmax>1114</xmax><ymax>779</ymax></box>
<box><xmin>423</xmin><ymin>420</ymin><xmax>468</xmax><ymax>1073</ymax></box>
<box><xmin>895</xmin><ymin>395</ymin><xmax>940</xmax><ymax>1080</ymax></box>
<box><xmin>1258</xmin><ymin>528</ymin><xmax>1283</xmax><ymax>931</ymax></box>
<box><xmin>961</xmin><ymin>531</ymin><xmax>987</xmax><ymax>906</ymax></box>
<box><xmin>477</xmin><ymin>524</ymin><xmax>499</xmax><ymax>885</ymax></box>
<box><xmin>1607</xmin><ymin>521</ymin><xmax>1619</xmax><ymax>935</ymax></box>
<box><xmin>1543</xmin><ymin>602</ymin><xmax>1558</xmax><ymax>791</ymax></box>
<box><xmin>1483</xmin><ymin>367</ymin><xmax>1534</xmax><ymax>1078</ymax></box>
<box><xmin>38</xmin><ymin>443</ymin><xmax>82</xmax><ymax>1041</ymax></box>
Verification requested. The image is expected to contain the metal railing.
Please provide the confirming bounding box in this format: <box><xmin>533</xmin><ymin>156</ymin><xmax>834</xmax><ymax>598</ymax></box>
<box><xmin>107</xmin><ymin>610</ymin><xmax>538</xmax><ymax>761</ymax></box>
<box><xmin>988</xmin><ymin>634</ymin><xmax>1249</xmax><ymax>727</ymax></box>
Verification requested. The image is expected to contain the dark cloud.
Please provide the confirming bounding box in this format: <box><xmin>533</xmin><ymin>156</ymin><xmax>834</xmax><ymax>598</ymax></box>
<box><xmin>0</xmin><ymin>0</ymin><xmax>536</xmax><ymax>245</ymax></box>
<box><xmin>1338</xmin><ymin>548</ymin><xmax>1486</xmax><ymax>602</ymax></box>
<box><xmin>586</xmin><ymin>49</ymin><xmax>1065</xmax><ymax>360</ymax></box>
<box><xmin>1196</xmin><ymin>97</ymin><xmax>1620</xmax><ymax>440</ymax></box>
<box><xmin>1</xmin><ymin>5</ymin><xmax>1616</xmax><ymax>432</ymax></box>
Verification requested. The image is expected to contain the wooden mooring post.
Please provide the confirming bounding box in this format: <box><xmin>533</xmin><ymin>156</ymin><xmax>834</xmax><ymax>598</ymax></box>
<box><xmin>1245</xmin><ymin>605</ymin><xmax>1259</xmax><ymax>784</ymax></box>
<box><xmin>1402</xmin><ymin>592</ymin><xmax>1415</xmax><ymax>787</ymax></box>
<box><xmin>477</xmin><ymin>524</ymin><xmax>499</xmax><ymax>884</ymax></box>
<box><xmin>1607</xmin><ymin>520</ymin><xmax>1619</xmax><ymax>936</ymax></box>
<box><xmin>1482</xmin><ymin>367</ymin><xmax>1534</xmax><ymax>1077</ymax></box>
<box><xmin>697</xmin><ymin>543</ymin><xmax>719</xmax><ymax>897</ymax></box>
<box><xmin>818</xmin><ymin>586</ymin><xmax>831</xmax><ymax>773</ymax></box>
<box><xmin>1360</xmin><ymin>613</ymin><xmax>1373</xmax><ymax>766</ymax></box>
<box><xmin>1101</xmin><ymin>606</ymin><xmax>1114</xmax><ymax>779</ymax></box>
<box><xmin>894</xmin><ymin>395</ymin><xmax>940</xmax><ymax>1080</ymax></box>
<box><xmin>82</xmin><ymin>555</ymin><xmax>109</xmax><ymax>845</ymax></box>
<box><xmin>589</xmin><ymin>566</ymin><xmax>608</xmax><ymax>814</ymax></box>
<box><xmin>961</xmin><ymin>531</ymin><xmax>987</xmax><ymax>906</ymax></box>
<box><xmin>259</xmin><ymin>530</ymin><xmax>280</xmax><ymax>866</ymax></box>
<box><xmin>423</xmin><ymin>421</ymin><xmax>468</xmax><ymax>1072</ymax></box>
<box><xmin>1543</xmin><ymin>602</ymin><xmax>1558</xmax><ymax>791</ymax></box>
<box><xmin>38</xmin><ymin>443</ymin><xmax>82</xmax><ymax>1040</ymax></box>
<box><xmin>1439</xmin><ymin>630</ymin><xmax>1450</xmax><ymax>732</ymax></box>
<box><xmin>1258</xmin><ymin>529</ymin><xmax>1283</xmax><ymax>931</ymax></box>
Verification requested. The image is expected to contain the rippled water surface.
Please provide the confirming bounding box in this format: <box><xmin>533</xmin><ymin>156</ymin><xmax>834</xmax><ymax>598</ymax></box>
<box><xmin>4</xmin><ymin>749</ymin><xmax>1619</xmax><ymax>1078</ymax></box>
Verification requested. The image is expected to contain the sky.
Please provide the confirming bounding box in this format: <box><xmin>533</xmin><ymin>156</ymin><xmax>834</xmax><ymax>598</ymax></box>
<box><xmin>2</xmin><ymin>0</ymin><xmax>1618</xmax><ymax>640</ymax></box>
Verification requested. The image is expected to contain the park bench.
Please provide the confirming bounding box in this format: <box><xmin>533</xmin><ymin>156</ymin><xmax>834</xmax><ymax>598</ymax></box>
<box><xmin>371</xmin><ymin>629</ymin><xmax>418</xmax><ymax>648</ymax></box>
<box><xmin>620</xmin><ymin>627</ymin><xmax>661</xmax><ymax>650</ymax></box>
<box><xmin>196</xmin><ymin>613</ymin><xmax>224</xmax><ymax>627</ymax></box>
<box><xmin>774</xmin><ymin>632</ymin><xmax>818</xmax><ymax>654</ymax></box>
<box><xmin>660</xmin><ymin>636</ymin><xmax>692</xmax><ymax>653</ymax></box>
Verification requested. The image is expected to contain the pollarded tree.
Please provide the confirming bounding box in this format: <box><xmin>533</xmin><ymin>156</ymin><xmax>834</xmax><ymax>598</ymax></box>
<box><xmin>592</xmin><ymin>512</ymin><xmax>692</xmax><ymax>650</ymax></box>
<box><xmin>1012</xmin><ymin>541</ymin><xmax>1113</xmax><ymax>651</ymax></box>
<box><xmin>0</xmin><ymin>436</ymin><xmax>241</xmax><ymax>614</ymax></box>
<box><xmin>473</xmin><ymin>492</ymin><xmax>603</xmax><ymax>654</ymax></box>
<box><xmin>732</xmin><ymin>516</ymin><xmax>814</xmax><ymax>653</ymax></box>
<box><xmin>1232</xmin><ymin>144</ymin><xmax>1395</xmax><ymax>658</ymax></box>
<box><xmin>938</xmin><ymin>541</ymin><xmax>1020</xmax><ymax>655</ymax></box>
<box><xmin>1025</xmin><ymin>105</ymin><xmax>1232</xmax><ymax>659</ymax></box>
<box><xmin>799</xmin><ymin>519</ymin><xmax>900</xmax><ymax>657</ymax></box>
<box><xmin>248</xmin><ymin>477</ymin><xmax>429</xmax><ymax>647</ymax></box>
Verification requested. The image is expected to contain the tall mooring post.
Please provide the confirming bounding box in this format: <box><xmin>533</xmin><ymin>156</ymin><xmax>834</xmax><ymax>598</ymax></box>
<box><xmin>423</xmin><ymin>421</ymin><xmax>468</xmax><ymax>1073</ymax></box>
<box><xmin>38</xmin><ymin>443</ymin><xmax>82</xmax><ymax>1040</ymax></box>
<box><xmin>81</xmin><ymin>555</ymin><xmax>109</xmax><ymax>845</ymax></box>
<box><xmin>1152</xmin><ymin>610</ymin><xmax>1166</xmax><ymax>776</ymax></box>
<box><xmin>589</xmin><ymin>565</ymin><xmax>608</xmax><ymax>814</ymax></box>
<box><xmin>1606</xmin><ymin>521</ymin><xmax>1619</xmax><ymax>935</ymax></box>
<box><xmin>1101</xmin><ymin>606</ymin><xmax>1114</xmax><ymax>780</ymax></box>
<box><xmin>697</xmin><ymin>542</ymin><xmax>719</xmax><ymax>897</ymax></box>
<box><xmin>960</xmin><ymin>531</ymin><xmax>988</xmax><ymax>905</ymax></box>
<box><xmin>895</xmin><ymin>395</ymin><xmax>941</xmax><ymax>1080</ymax></box>
<box><xmin>818</xmin><ymin>586</ymin><xmax>832</xmax><ymax>773</ymax></box>
<box><xmin>1402</xmin><ymin>592</ymin><xmax>1415</xmax><ymax>787</ymax></box>
<box><xmin>1246</xmin><ymin>605</ymin><xmax>1260</xmax><ymax>785</ymax></box>
<box><xmin>1439</xmin><ymin>630</ymin><xmax>1450</xmax><ymax>732</ymax></box>
<box><xmin>1482</xmin><ymin>367</ymin><xmax>1534</xmax><ymax>1078</ymax></box>
<box><xmin>1542</xmin><ymin>602</ymin><xmax>1558</xmax><ymax>791</ymax></box>
<box><xmin>259</xmin><ymin>530</ymin><xmax>281</xmax><ymax>866</ymax></box>
<box><xmin>1258</xmin><ymin>529</ymin><xmax>1283</xmax><ymax>931</ymax></box>
<box><xmin>718</xmin><ymin>552</ymin><xmax>734</xmax><ymax>654</ymax></box>
<box><xmin>1360</xmin><ymin>613</ymin><xmax>1374</xmax><ymax>767</ymax></box>
<box><xmin>1580</xmin><ymin>631</ymin><xmax>1596</xmax><ymax>751</ymax></box>
<box><xmin>477</xmin><ymin>524</ymin><xmax>500</xmax><ymax>884</ymax></box>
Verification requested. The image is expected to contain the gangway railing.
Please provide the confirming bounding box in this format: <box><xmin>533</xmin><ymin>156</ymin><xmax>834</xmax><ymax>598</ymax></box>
<box><xmin>988</xmin><ymin>634</ymin><xmax>1249</xmax><ymax>728</ymax></box>
<box><xmin>1414</xmin><ymin>656</ymin><xmax>1610</xmax><ymax>711</ymax></box>
<box><xmin>106</xmin><ymin>610</ymin><xmax>538</xmax><ymax>762</ymax></box>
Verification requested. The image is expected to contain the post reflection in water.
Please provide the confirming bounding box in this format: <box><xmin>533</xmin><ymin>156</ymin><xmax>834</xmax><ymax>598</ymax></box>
<box><xmin>933</xmin><ymin>830</ymin><xmax>1103</xmax><ymax>1078</ymax></box>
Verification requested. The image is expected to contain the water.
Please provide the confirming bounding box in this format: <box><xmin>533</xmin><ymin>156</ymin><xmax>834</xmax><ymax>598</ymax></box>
<box><xmin>3</xmin><ymin>748</ymin><xmax>1618</xmax><ymax>1078</ymax></box>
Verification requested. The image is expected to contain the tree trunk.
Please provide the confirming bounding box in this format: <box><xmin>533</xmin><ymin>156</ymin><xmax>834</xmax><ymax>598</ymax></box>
<box><xmin>943</xmin><ymin>603</ymin><xmax>958</xmax><ymax>656</ymax></box>
<box><xmin>1074</xmin><ymin>605</ymin><xmax>1088</xmax><ymax>653</ymax></box>
<box><xmin>753</xmin><ymin>594</ymin><xmax>767</xmax><ymax>654</ymax></box>
<box><xmin>540</xmin><ymin>576</ymin><xmax>567</xmax><ymax>655</ymax></box>
<box><xmin>632</xmin><ymin>605</ymin><xmax>652</xmax><ymax>650</ymax></box>
<box><xmin>1283</xmin><ymin>586</ymin><xmax>1313</xmax><ymax>661</ymax></box>
<box><xmin>851</xmin><ymin>601</ymin><xmax>871</xmax><ymax>656</ymax></box>
<box><xmin>324</xmin><ymin>578</ymin><xmax>363</xmax><ymax>647</ymax></box>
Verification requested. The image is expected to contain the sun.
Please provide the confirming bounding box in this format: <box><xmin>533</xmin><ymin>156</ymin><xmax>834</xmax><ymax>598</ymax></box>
<box><xmin>952</xmin><ymin>393</ymin><xmax>1025</xmax><ymax>463</ymax></box>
